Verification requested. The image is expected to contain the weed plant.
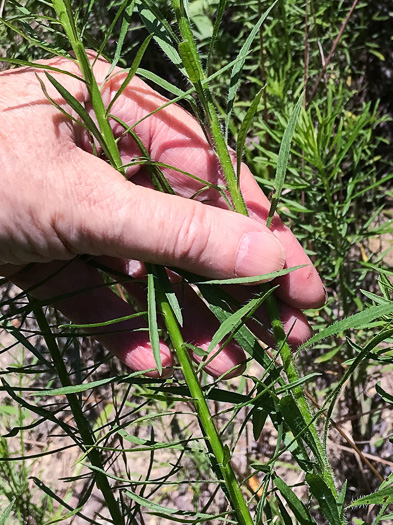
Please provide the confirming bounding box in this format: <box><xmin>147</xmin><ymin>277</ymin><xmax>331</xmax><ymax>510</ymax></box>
<box><xmin>1</xmin><ymin>0</ymin><xmax>393</xmax><ymax>523</ymax></box>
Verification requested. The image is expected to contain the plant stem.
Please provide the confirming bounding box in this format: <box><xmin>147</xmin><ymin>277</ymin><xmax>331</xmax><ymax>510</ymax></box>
<box><xmin>30</xmin><ymin>299</ymin><xmax>125</xmax><ymax>524</ymax></box>
<box><xmin>263</xmin><ymin>291</ymin><xmax>338</xmax><ymax>496</ymax></box>
<box><xmin>154</xmin><ymin>274</ymin><xmax>254</xmax><ymax>525</ymax></box>
<box><xmin>172</xmin><ymin>0</ymin><xmax>247</xmax><ymax>215</ymax></box>
<box><xmin>171</xmin><ymin>0</ymin><xmax>339</xmax><ymax>504</ymax></box>
<box><xmin>51</xmin><ymin>0</ymin><xmax>125</xmax><ymax>176</ymax></box>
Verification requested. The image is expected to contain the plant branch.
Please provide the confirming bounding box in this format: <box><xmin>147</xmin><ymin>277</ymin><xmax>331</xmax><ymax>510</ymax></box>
<box><xmin>30</xmin><ymin>299</ymin><xmax>124</xmax><ymax>524</ymax></box>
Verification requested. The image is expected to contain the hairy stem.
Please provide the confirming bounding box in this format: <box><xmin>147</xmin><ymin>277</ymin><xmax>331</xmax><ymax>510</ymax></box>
<box><xmin>52</xmin><ymin>0</ymin><xmax>125</xmax><ymax>175</ymax></box>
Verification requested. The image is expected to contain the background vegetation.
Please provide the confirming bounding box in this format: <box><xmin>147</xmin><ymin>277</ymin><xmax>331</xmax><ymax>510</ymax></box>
<box><xmin>1</xmin><ymin>0</ymin><xmax>393</xmax><ymax>523</ymax></box>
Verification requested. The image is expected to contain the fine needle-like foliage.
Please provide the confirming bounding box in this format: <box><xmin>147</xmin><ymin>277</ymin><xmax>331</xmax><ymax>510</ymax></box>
<box><xmin>1</xmin><ymin>0</ymin><xmax>393</xmax><ymax>524</ymax></box>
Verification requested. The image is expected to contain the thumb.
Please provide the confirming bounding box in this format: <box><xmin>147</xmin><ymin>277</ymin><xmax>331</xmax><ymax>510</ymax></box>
<box><xmin>65</xmin><ymin>151</ymin><xmax>286</xmax><ymax>280</ymax></box>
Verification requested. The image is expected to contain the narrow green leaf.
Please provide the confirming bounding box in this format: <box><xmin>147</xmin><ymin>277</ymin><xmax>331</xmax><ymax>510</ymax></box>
<box><xmin>32</xmin><ymin>376</ymin><xmax>115</xmax><ymax>397</ymax></box>
<box><xmin>273</xmin><ymin>477</ymin><xmax>316</xmax><ymax>525</ymax></box>
<box><xmin>147</xmin><ymin>268</ymin><xmax>162</xmax><ymax>374</ymax></box>
<box><xmin>0</xmin><ymin>57</ymin><xmax>83</xmax><ymax>80</ymax></box>
<box><xmin>104</xmin><ymin>0</ymin><xmax>136</xmax><ymax>73</ymax></box>
<box><xmin>178</xmin><ymin>40</ymin><xmax>203</xmax><ymax>82</ymax></box>
<box><xmin>184</xmin><ymin>343</ymin><xmax>207</xmax><ymax>357</ymax></box>
<box><xmin>194</xmin><ymin>265</ymin><xmax>306</xmax><ymax>285</ymax></box>
<box><xmin>0</xmin><ymin>500</ymin><xmax>14</xmax><ymax>525</ymax></box>
<box><xmin>137</xmin><ymin>68</ymin><xmax>187</xmax><ymax>97</ymax></box>
<box><xmin>276</xmin><ymin>494</ymin><xmax>293</xmax><ymax>525</ymax></box>
<box><xmin>300</xmin><ymin>303</ymin><xmax>393</xmax><ymax>350</ymax></box>
<box><xmin>31</xmin><ymin>477</ymin><xmax>97</xmax><ymax>525</ymax></box>
<box><xmin>152</xmin><ymin>265</ymin><xmax>183</xmax><ymax>327</ymax></box>
<box><xmin>376</xmin><ymin>382</ymin><xmax>393</xmax><ymax>404</ymax></box>
<box><xmin>347</xmin><ymin>486</ymin><xmax>393</xmax><ymax>507</ymax></box>
<box><xmin>125</xmin><ymin>489</ymin><xmax>220</xmax><ymax>519</ymax></box>
<box><xmin>266</xmin><ymin>92</ymin><xmax>303</xmax><ymax>228</ymax></box>
<box><xmin>280</xmin><ymin>396</ymin><xmax>322</xmax><ymax>465</ymax></box>
<box><xmin>282</xmin><ymin>430</ymin><xmax>314</xmax><ymax>474</ymax></box>
<box><xmin>206</xmin><ymin>0</ymin><xmax>229</xmax><ymax>71</ymax></box>
<box><xmin>337</xmin><ymin>480</ymin><xmax>347</xmax><ymax>518</ymax></box>
<box><xmin>0</xmin><ymin>17</ymin><xmax>68</xmax><ymax>56</ymax></box>
<box><xmin>252</xmin><ymin>407</ymin><xmax>268</xmax><ymax>441</ymax></box>
<box><xmin>222</xmin><ymin>444</ymin><xmax>231</xmax><ymax>466</ymax></box>
<box><xmin>95</xmin><ymin>0</ymin><xmax>135</xmax><ymax>66</ymax></box>
<box><xmin>236</xmin><ymin>88</ymin><xmax>264</xmax><ymax>178</ymax></box>
<box><xmin>58</xmin><ymin>311</ymin><xmax>147</xmax><ymax>328</ymax></box>
<box><xmin>1</xmin><ymin>379</ymin><xmax>77</xmax><ymax>439</ymax></box>
<box><xmin>43</xmin><ymin>72</ymin><xmax>112</xmax><ymax>161</ymax></box>
<box><xmin>276</xmin><ymin>373</ymin><xmax>321</xmax><ymax>394</ymax></box>
<box><xmin>2</xmin><ymin>320</ymin><xmax>50</xmax><ymax>366</ymax></box>
<box><xmin>110</xmin><ymin>114</ymin><xmax>175</xmax><ymax>194</ymax></box>
<box><xmin>314</xmin><ymin>347</ymin><xmax>341</xmax><ymax>364</ymax></box>
<box><xmin>380</xmin><ymin>472</ymin><xmax>393</xmax><ymax>490</ymax></box>
<box><xmin>225</xmin><ymin>0</ymin><xmax>277</xmax><ymax>137</ymax></box>
<box><xmin>306</xmin><ymin>473</ymin><xmax>341</xmax><ymax>525</ymax></box>
<box><xmin>207</xmin><ymin>294</ymin><xmax>268</xmax><ymax>354</ymax></box>
<box><xmin>137</xmin><ymin>1</ymin><xmax>185</xmax><ymax>75</ymax></box>
<box><xmin>378</xmin><ymin>512</ymin><xmax>393</xmax><ymax>520</ymax></box>
<box><xmin>196</xmin><ymin>283</ymin><xmax>284</xmax><ymax>377</ymax></box>
<box><xmin>107</xmin><ymin>34</ymin><xmax>153</xmax><ymax>114</ymax></box>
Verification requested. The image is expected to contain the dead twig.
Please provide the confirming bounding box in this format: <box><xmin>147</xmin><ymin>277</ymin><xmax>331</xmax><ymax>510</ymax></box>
<box><xmin>307</xmin><ymin>0</ymin><xmax>360</xmax><ymax>108</ymax></box>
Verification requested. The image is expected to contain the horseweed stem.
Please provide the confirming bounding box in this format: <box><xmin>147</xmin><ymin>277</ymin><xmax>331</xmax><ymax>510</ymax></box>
<box><xmin>153</xmin><ymin>271</ymin><xmax>254</xmax><ymax>525</ymax></box>
<box><xmin>172</xmin><ymin>0</ymin><xmax>338</xmax><ymax>503</ymax></box>
<box><xmin>52</xmin><ymin>0</ymin><xmax>125</xmax><ymax>176</ymax></box>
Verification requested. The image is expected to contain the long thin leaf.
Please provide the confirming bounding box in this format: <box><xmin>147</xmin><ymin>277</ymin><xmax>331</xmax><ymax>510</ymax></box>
<box><xmin>137</xmin><ymin>1</ymin><xmax>185</xmax><ymax>75</ymax></box>
<box><xmin>32</xmin><ymin>376</ymin><xmax>115</xmax><ymax>397</ymax></box>
<box><xmin>376</xmin><ymin>382</ymin><xmax>393</xmax><ymax>404</ymax></box>
<box><xmin>106</xmin><ymin>34</ymin><xmax>153</xmax><ymax>113</ymax></box>
<box><xmin>207</xmin><ymin>291</ymin><xmax>272</xmax><ymax>353</ymax></box>
<box><xmin>306</xmin><ymin>473</ymin><xmax>341</xmax><ymax>525</ymax></box>
<box><xmin>0</xmin><ymin>500</ymin><xmax>14</xmax><ymax>525</ymax></box>
<box><xmin>124</xmin><ymin>489</ymin><xmax>223</xmax><ymax>519</ymax></box>
<box><xmin>225</xmin><ymin>0</ymin><xmax>277</xmax><ymax>137</ymax></box>
<box><xmin>206</xmin><ymin>0</ymin><xmax>229</xmax><ymax>71</ymax></box>
<box><xmin>152</xmin><ymin>265</ymin><xmax>183</xmax><ymax>327</ymax></box>
<box><xmin>147</xmin><ymin>267</ymin><xmax>162</xmax><ymax>374</ymax></box>
<box><xmin>347</xmin><ymin>486</ymin><xmax>393</xmax><ymax>507</ymax></box>
<box><xmin>266</xmin><ymin>92</ymin><xmax>303</xmax><ymax>227</ymax></box>
<box><xmin>280</xmin><ymin>395</ymin><xmax>323</xmax><ymax>466</ymax></box>
<box><xmin>273</xmin><ymin>477</ymin><xmax>316</xmax><ymax>525</ymax></box>
<box><xmin>300</xmin><ymin>303</ymin><xmax>393</xmax><ymax>350</ymax></box>
<box><xmin>98</xmin><ymin>0</ymin><xmax>136</xmax><ymax>73</ymax></box>
<box><xmin>0</xmin><ymin>57</ymin><xmax>83</xmax><ymax>80</ymax></box>
<box><xmin>236</xmin><ymin>87</ymin><xmax>264</xmax><ymax>178</ymax></box>
<box><xmin>44</xmin><ymin>72</ymin><xmax>112</xmax><ymax>161</ymax></box>
<box><xmin>195</xmin><ymin>264</ymin><xmax>306</xmax><ymax>285</ymax></box>
<box><xmin>31</xmin><ymin>477</ymin><xmax>98</xmax><ymax>525</ymax></box>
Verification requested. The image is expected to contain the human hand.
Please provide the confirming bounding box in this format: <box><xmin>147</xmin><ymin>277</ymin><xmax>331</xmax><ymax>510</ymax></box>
<box><xmin>0</xmin><ymin>55</ymin><xmax>325</xmax><ymax>378</ymax></box>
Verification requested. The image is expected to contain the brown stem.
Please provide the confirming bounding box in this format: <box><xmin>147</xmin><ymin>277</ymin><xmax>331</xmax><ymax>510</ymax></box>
<box><xmin>305</xmin><ymin>391</ymin><xmax>384</xmax><ymax>482</ymax></box>
<box><xmin>307</xmin><ymin>0</ymin><xmax>360</xmax><ymax>108</ymax></box>
<box><xmin>258</xmin><ymin>0</ymin><xmax>271</xmax><ymax>179</ymax></box>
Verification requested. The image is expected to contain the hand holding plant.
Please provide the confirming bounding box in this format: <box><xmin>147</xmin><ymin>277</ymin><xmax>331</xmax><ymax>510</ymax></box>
<box><xmin>0</xmin><ymin>54</ymin><xmax>324</xmax><ymax>378</ymax></box>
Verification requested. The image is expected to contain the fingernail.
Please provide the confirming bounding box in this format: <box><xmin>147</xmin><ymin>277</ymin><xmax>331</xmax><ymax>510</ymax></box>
<box><xmin>235</xmin><ymin>232</ymin><xmax>286</xmax><ymax>278</ymax></box>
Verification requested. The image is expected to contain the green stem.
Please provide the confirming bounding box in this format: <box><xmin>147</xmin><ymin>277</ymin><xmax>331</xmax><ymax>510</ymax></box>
<box><xmin>30</xmin><ymin>299</ymin><xmax>125</xmax><ymax>525</ymax></box>
<box><xmin>263</xmin><ymin>291</ymin><xmax>338</xmax><ymax>496</ymax></box>
<box><xmin>172</xmin><ymin>0</ymin><xmax>247</xmax><ymax>215</ymax></box>
<box><xmin>172</xmin><ymin>0</ymin><xmax>339</xmax><ymax>506</ymax></box>
<box><xmin>154</xmin><ymin>274</ymin><xmax>254</xmax><ymax>525</ymax></box>
<box><xmin>51</xmin><ymin>0</ymin><xmax>125</xmax><ymax>176</ymax></box>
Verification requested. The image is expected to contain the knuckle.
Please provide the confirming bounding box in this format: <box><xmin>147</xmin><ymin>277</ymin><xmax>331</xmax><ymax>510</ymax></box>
<box><xmin>172</xmin><ymin>201</ymin><xmax>211</xmax><ymax>265</ymax></box>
